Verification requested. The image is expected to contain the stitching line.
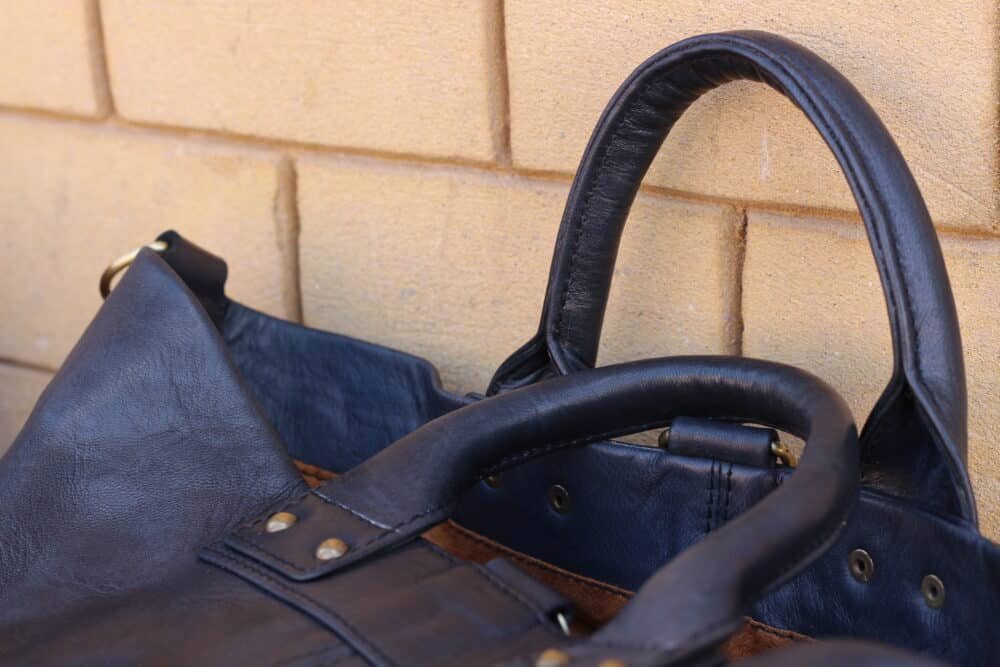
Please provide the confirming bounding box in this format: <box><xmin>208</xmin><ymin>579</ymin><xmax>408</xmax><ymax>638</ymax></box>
<box><xmin>546</xmin><ymin>33</ymin><xmax>954</xmax><ymax>482</ymax></box>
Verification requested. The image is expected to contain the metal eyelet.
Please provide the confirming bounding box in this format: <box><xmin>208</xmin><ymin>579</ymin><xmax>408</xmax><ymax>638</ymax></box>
<box><xmin>921</xmin><ymin>574</ymin><xmax>945</xmax><ymax>609</ymax></box>
<box><xmin>548</xmin><ymin>484</ymin><xmax>571</xmax><ymax>514</ymax></box>
<box><xmin>849</xmin><ymin>549</ymin><xmax>874</xmax><ymax>583</ymax></box>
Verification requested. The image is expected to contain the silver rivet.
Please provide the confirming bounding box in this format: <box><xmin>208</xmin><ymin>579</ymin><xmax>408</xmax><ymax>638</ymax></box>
<box><xmin>536</xmin><ymin>648</ymin><xmax>570</xmax><ymax>667</ymax></box>
<box><xmin>849</xmin><ymin>548</ymin><xmax>874</xmax><ymax>583</ymax></box>
<box><xmin>315</xmin><ymin>537</ymin><xmax>349</xmax><ymax>561</ymax></box>
<box><xmin>265</xmin><ymin>511</ymin><xmax>298</xmax><ymax>533</ymax></box>
<box><xmin>548</xmin><ymin>484</ymin><xmax>571</xmax><ymax>514</ymax></box>
<box><xmin>921</xmin><ymin>574</ymin><xmax>945</xmax><ymax>609</ymax></box>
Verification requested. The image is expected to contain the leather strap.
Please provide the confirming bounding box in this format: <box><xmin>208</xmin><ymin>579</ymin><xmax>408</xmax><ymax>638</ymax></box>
<box><xmin>488</xmin><ymin>31</ymin><xmax>974</xmax><ymax>523</ymax></box>
<box><xmin>155</xmin><ymin>230</ymin><xmax>230</xmax><ymax>329</ymax></box>
<box><xmin>224</xmin><ymin>356</ymin><xmax>858</xmax><ymax>660</ymax></box>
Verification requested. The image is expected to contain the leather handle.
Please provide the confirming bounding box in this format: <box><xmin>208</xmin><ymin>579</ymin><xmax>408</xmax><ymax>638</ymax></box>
<box><xmin>305</xmin><ymin>356</ymin><xmax>858</xmax><ymax>658</ymax></box>
<box><xmin>488</xmin><ymin>30</ymin><xmax>974</xmax><ymax>523</ymax></box>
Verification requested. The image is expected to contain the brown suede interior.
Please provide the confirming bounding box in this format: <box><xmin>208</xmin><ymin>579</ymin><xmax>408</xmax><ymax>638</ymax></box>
<box><xmin>294</xmin><ymin>460</ymin><xmax>809</xmax><ymax>660</ymax></box>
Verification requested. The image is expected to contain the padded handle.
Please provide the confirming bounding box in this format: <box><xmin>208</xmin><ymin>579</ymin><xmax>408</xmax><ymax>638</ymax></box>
<box><xmin>297</xmin><ymin>356</ymin><xmax>859</xmax><ymax>659</ymax></box>
<box><xmin>488</xmin><ymin>30</ymin><xmax>974</xmax><ymax>523</ymax></box>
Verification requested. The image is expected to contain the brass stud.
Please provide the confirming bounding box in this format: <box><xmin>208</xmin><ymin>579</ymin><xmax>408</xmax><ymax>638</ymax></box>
<box><xmin>599</xmin><ymin>660</ymin><xmax>628</xmax><ymax>667</ymax></box>
<box><xmin>264</xmin><ymin>511</ymin><xmax>298</xmax><ymax>533</ymax></box>
<box><xmin>849</xmin><ymin>548</ymin><xmax>874</xmax><ymax>583</ymax></box>
<box><xmin>536</xmin><ymin>648</ymin><xmax>570</xmax><ymax>667</ymax></box>
<box><xmin>315</xmin><ymin>537</ymin><xmax>349</xmax><ymax>561</ymax></box>
<box><xmin>921</xmin><ymin>574</ymin><xmax>945</xmax><ymax>609</ymax></box>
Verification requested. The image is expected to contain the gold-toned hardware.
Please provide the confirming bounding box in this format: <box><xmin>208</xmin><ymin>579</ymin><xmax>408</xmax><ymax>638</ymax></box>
<box><xmin>849</xmin><ymin>549</ymin><xmax>874</xmax><ymax>583</ymax></box>
<box><xmin>315</xmin><ymin>537</ymin><xmax>349</xmax><ymax>561</ymax></box>
<box><xmin>536</xmin><ymin>648</ymin><xmax>571</xmax><ymax>667</ymax></box>
<box><xmin>100</xmin><ymin>240</ymin><xmax>169</xmax><ymax>299</ymax></box>
<box><xmin>921</xmin><ymin>574</ymin><xmax>945</xmax><ymax>609</ymax></box>
<box><xmin>484</xmin><ymin>473</ymin><xmax>503</xmax><ymax>489</ymax></box>
<box><xmin>548</xmin><ymin>484</ymin><xmax>571</xmax><ymax>514</ymax></box>
<box><xmin>264</xmin><ymin>512</ymin><xmax>298</xmax><ymax>533</ymax></box>
<box><xmin>771</xmin><ymin>440</ymin><xmax>798</xmax><ymax>468</ymax></box>
<box><xmin>598</xmin><ymin>660</ymin><xmax>628</xmax><ymax>667</ymax></box>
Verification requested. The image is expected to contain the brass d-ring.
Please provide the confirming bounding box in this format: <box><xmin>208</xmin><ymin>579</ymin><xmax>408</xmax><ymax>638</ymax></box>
<box><xmin>99</xmin><ymin>240</ymin><xmax>169</xmax><ymax>299</ymax></box>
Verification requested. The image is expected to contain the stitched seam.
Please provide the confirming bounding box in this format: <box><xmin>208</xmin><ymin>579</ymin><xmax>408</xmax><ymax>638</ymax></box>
<box><xmin>443</xmin><ymin>521</ymin><xmax>632</xmax><ymax>600</ymax></box>
<box><xmin>488</xmin><ymin>418</ymin><xmax>668</xmax><ymax>471</ymax></box>
<box><xmin>246</xmin><ymin>416</ymin><xmax>667</xmax><ymax>575</ymax></box>
<box><xmin>549</xmin><ymin>33</ymin><xmax>959</xmax><ymax>496</ymax></box>
<box><xmin>310</xmin><ymin>489</ymin><xmax>394</xmax><ymax>530</ymax></box>
<box><xmin>205</xmin><ymin>548</ymin><xmax>393</xmax><ymax>667</ymax></box>
<box><xmin>723</xmin><ymin>463</ymin><xmax>733</xmax><ymax>523</ymax></box>
<box><xmin>552</xmin><ymin>78</ymin><xmax>660</xmax><ymax>354</ymax></box>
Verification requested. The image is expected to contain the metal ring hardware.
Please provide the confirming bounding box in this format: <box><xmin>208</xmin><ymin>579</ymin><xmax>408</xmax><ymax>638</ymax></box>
<box><xmin>99</xmin><ymin>240</ymin><xmax>169</xmax><ymax>299</ymax></box>
<box><xmin>771</xmin><ymin>440</ymin><xmax>798</xmax><ymax>468</ymax></box>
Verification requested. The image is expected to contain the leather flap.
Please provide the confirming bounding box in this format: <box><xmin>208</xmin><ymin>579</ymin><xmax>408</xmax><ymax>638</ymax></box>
<box><xmin>222</xmin><ymin>490</ymin><xmax>443</xmax><ymax>581</ymax></box>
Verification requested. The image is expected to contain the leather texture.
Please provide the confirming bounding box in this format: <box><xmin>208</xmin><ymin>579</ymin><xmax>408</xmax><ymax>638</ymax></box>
<box><xmin>0</xmin><ymin>251</ymin><xmax>908</xmax><ymax>666</ymax></box>
<box><xmin>0</xmin><ymin>247</ymin><xmax>955</xmax><ymax>666</ymax></box>
<box><xmin>665</xmin><ymin>417</ymin><xmax>777</xmax><ymax>468</ymax></box>
<box><xmin>54</xmin><ymin>30</ymin><xmax>995</xmax><ymax>666</ymax></box>
<box><xmin>486</xmin><ymin>30</ymin><xmax>973</xmax><ymax>524</ymax></box>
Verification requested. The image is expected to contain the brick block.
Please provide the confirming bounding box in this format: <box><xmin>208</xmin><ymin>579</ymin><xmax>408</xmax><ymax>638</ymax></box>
<box><xmin>744</xmin><ymin>212</ymin><xmax>1000</xmax><ymax>512</ymax></box>
<box><xmin>298</xmin><ymin>157</ymin><xmax>738</xmax><ymax>393</ymax></box>
<box><xmin>0</xmin><ymin>0</ymin><xmax>104</xmax><ymax>115</ymax></box>
<box><xmin>505</xmin><ymin>0</ymin><xmax>998</xmax><ymax>231</ymax></box>
<box><xmin>972</xmin><ymin>473</ymin><xmax>1000</xmax><ymax>543</ymax></box>
<box><xmin>101</xmin><ymin>1</ymin><xmax>504</xmax><ymax>162</ymax></box>
<box><xmin>944</xmin><ymin>238</ymin><xmax>1000</xmax><ymax>487</ymax></box>
<box><xmin>0</xmin><ymin>364</ymin><xmax>52</xmax><ymax>455</ymax></box>
<box><xmin>0</xmin><ymin>115</ymin><xmax>295</xmax><ymax>369</ymax></box>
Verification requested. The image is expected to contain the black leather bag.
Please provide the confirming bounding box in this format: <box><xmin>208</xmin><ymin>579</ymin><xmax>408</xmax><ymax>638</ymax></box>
<box><xmin>0</xmin><ymin>256</ymin><xmax>939</xmax><ymax>665</ymax></box>
<box><xmin>84</xmin><ymin>31</ymin><xmax>995</xmax><ymax>664</ymax></box>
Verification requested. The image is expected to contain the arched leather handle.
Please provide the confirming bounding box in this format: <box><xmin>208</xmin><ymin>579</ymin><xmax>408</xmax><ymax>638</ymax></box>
<box><xmin>488</xmin><ymin>30</ymin><xmax>974</xmax><ymax>523</ymax></box>
<box><xmin>255</xmin><ymin>357</ymin><xmax>858</xmax><ymax>660</ymax></box>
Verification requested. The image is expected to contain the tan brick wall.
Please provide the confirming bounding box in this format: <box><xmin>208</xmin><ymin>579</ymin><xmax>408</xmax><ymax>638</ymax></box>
<box><xmin>0</xmin><ymin>2</ymin><xmax>996</xmax><ymax>537</ymax></box>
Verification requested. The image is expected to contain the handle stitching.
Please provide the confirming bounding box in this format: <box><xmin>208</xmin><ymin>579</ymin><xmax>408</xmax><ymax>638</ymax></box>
<box><xmin>548</xmin><ymin>34</ymin><xmax>964</xmax><ymax>504</ymax></box>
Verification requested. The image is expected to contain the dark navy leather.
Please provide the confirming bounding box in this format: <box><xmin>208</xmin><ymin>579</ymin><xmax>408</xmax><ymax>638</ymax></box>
<box><xmin>72</xmin><ymin>30</ymin><xmax>994</xmax><ymax>666</ymax></box>
<box><xmin>223</xmin><ymin>301</ymin><xmax>464</xmax><ymax>471</ymax></box>
<box><xmin>487</xmin><ymin>31</ymin><xmax>972</xmax><ymax>524</ymax></box>
<box><xmin>156</xmin><ymin>229</ymin><xmax>230</xmax><ymax>329</ymax></box>
<box><xmin>211</xmin><ymin>354</ymin><xmax>858</xmax><ymax>665</ymax></box>
<box><xmin>0</xmin><ymin>254</ymin><xmax>574</xmax><ymax>666</ymax></box>
<box><xmin>0</xmin><ymin>251</ymin><xmax>893</xmax><ymax>666</ymax></box>
<box><xmin>665</xmin><ymin>417</ymin><xmax>777</xmax><ymax>468</ymax></box>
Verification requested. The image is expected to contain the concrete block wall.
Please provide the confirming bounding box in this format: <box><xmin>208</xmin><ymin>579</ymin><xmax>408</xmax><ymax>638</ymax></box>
<box><xmin>0</xmin><ymin>1</ymin><xmax>996</xmax><ymax>537</ymax></box>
